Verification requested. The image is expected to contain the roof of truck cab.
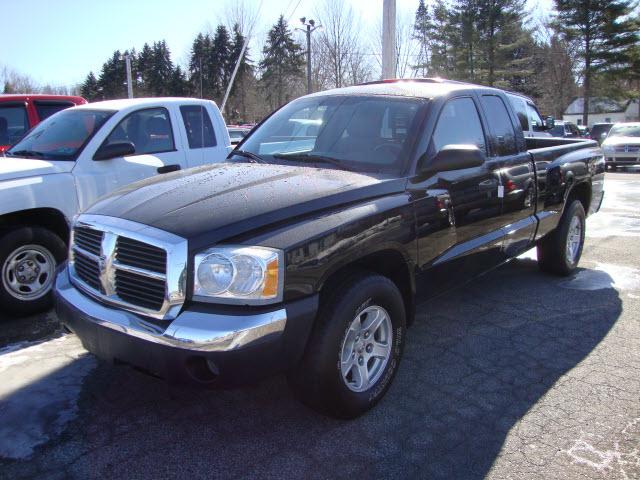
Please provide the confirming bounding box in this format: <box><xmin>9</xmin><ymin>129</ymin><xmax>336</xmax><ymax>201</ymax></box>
<box><xmin>306</xmin><ymin>78</ymin><xmax>499</xmax><ymax>100</ymax></box>
<box><xmin>73</xmin><ymin>97</ymin><xmax>218</xmax><ymax>111</ymax></box>
<box><xmin>0</xmin><ymin>94</ymin><xmax>86</xmax><ymax>104</ymax></box>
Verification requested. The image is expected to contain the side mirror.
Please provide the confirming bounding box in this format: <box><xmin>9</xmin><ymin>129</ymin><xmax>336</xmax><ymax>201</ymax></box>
<box><xmin>545</xmin><ymin>116</ymin><xmax>555</xmax><ymax>129</ymax></box>
<box><xmin>421</xmin><ymin>144</ymin><xmax>486</xmax><ymax>174</ymax></box>
<box><xmin>93</xmin><ymin>141</ymin><xmax>135</xmax><ymax>161</ymax></box>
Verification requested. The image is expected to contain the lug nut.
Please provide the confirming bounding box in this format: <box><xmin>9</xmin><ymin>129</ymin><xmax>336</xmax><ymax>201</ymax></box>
<box><xmin>366</xmin><ymin>344</ymin><xmax>373</xmax><ymax>353</ymax></box>
<box><xmin>364</xmin><ymin>331</ymin><xmax>370</xmax><ymax>339</ymax></box>
<box><xmin>18</xmin><ymin>266</ymin><xmax>24</xmax><ymax>272</ymax></box>
<box><xmin>358</xmin><ymin>356</ymin><xmax>364</xmax><ymax>365</ymax></box>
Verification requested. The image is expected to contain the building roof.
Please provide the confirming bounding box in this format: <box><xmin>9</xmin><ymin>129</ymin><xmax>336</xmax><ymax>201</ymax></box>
<box><xmin>564</xmin><ymin>97</ymin><xmax>633</xmax><ymax>115</ymax></box>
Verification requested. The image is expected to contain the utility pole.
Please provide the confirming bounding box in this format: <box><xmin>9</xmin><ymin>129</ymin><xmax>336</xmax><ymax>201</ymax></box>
<box><xmin>382</xmin><ymin>0</ymin><xmax>396</xmax><ymax>79</ymax></box>
<box><xmin>297</xmin><ymin>18</ymin><xmax>322</xmax><ymax>95</ymax></box>
<box><xmin>124</xmin><ymin>54</ymin><xmax>133</xmax><ymax>99</ymax></box>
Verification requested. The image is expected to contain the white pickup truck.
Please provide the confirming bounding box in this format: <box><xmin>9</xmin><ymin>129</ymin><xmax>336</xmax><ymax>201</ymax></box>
<box><xmin>0</xmin><ymin>97</ymin><xmax>231</xmax><ymax>315</ymax></box>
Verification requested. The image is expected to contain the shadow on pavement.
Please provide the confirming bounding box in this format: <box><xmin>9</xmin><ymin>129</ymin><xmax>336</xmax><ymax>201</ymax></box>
<box><xmin>0</xmin><ymin>258</ymin><xmax>623</xmax><ymax>479</ymax></box>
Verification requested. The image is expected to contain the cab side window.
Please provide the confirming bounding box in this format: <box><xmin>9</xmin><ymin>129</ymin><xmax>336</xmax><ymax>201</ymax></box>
<box><xmin>508</xmin><ymin>95</ymin><xmax>529</xmax><ymax>132</ymax></box>
<box><xmin>432</xmin><ymin>97</ymin><xmax>486</xmax><ymax>153</ymax></box>
<box><xmin>526</xmin><ymin>103</ymin><xmax>544</xmax><ymax>131</ymax></box>
<box><xmin>480</xmin><ymin>95</ymin><xmax>518</xmax><ymax>156</ymax></box>
<box><xmin>103</xmin><ymin>107</ymin><xmax>175</xmax><ymax>155</ymax></box>
<box><xmin>180</xmin><ymin>105</ymin><xmax>217</xmax><ymax>149</ymax></box>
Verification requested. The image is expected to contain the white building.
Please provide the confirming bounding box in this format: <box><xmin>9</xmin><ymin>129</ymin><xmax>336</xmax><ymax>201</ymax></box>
<box><xmin>563</xmin><ymin>97</ymin><xmax>640</xmax><ymax>127</ymax></box>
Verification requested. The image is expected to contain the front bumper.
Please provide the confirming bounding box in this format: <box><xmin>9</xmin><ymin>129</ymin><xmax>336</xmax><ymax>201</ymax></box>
<box><xmin>55</xmin><ymin>268</ymin><xmax>318</xmax><ymax>384</ymax></box>
<box><xmin>605</xmin><ymin>155</ymin><xmax>640</xmax><ymax>166</ymax></box>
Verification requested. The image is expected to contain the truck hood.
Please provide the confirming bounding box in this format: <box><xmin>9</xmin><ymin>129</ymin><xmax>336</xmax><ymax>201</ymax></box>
<box><xmin>87</xmin><ymin>162</ymin><xmax>405</xmax><ymax>248</ymax></box>
<box><xmin>602</xmin><ymin>136</ymin><xmax>640</xmax><ymax>147</ymax></box>
<box><xmin>0</xmin><ymin>157</ymin><xmax>74</xmax><ymax>182</ymax></box>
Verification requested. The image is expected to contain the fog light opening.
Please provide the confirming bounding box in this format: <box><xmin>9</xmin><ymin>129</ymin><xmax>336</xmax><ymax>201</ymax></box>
<box><xmin>185</xmin><ymin>356</ymin><xmax>219</xmax><ymax>384</ymax></box>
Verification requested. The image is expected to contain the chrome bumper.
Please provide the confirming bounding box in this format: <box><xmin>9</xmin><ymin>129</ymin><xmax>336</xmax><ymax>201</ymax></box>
<box><xmin>55</xmin><ymin>267</ymin><xmax>287</xmax><ymax>353</ymax></box>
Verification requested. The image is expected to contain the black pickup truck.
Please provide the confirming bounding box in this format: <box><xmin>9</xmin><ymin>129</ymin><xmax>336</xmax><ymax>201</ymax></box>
<box><xmin>55</xmin><ymin>79</ymin><xmax>605</xmax><ymax>418</ymax></box>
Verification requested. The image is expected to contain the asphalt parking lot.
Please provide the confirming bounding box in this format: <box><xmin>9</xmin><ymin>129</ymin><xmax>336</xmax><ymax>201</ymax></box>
<box><xmin>1</xmin><ymin>171</ymin><xmax>639</xmax><ymax>480</ymax></box>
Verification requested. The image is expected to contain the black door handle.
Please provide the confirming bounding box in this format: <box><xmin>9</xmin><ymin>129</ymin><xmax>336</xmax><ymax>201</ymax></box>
<box><xmin>157</xmin><ymin>164</ymin><xmax>181</xmax><ymax>174</ymax></box>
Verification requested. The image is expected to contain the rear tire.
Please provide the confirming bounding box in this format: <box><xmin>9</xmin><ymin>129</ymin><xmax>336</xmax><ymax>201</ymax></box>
<box><xmin>0</xmin><ymin>227</ymin><xmax>66</xmax><ymax>317</ymax></box>
<box><xmin>537</xmin><ymin>200</ymin><xmax>585</xmax><ymax>276</ymax></box>
<box><xmin>288</xmin><ymin>271</ymin><xmax>406</xmax><ymax>419</ymax></box>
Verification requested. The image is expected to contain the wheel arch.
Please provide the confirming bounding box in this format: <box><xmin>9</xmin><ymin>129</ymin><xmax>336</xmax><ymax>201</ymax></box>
<box><xmin>0</xmin><ymin>208</ymin><xmax>71</xmax><ymax>244</ymax></box>
<box><xmin>564</xmin><ymin>180</ymin><xmax>592</xmax><ymax>217</ymax></box>
<box><xmin>318</xmin><ymin>247</ymin><xmax>416</xmax><ymax>326</ymax></box>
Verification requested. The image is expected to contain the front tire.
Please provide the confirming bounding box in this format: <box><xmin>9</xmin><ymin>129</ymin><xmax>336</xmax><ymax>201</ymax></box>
<box><xmin>288</xmin><ymin>271</ymin><xmax>406</xmax><ymax>419</ymax></box>
<box><xmin>0</xmin><ymin>227</ymin><xmax>67</xmax><ymax>317</ymax></box>
<box><xmin>537</xmin><ymin>200</ymin><xmax>586</xmax><ymax>276</ymax></box>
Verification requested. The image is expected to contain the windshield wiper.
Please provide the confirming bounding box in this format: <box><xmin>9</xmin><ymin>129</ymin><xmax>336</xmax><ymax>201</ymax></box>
<box><xmin>229</xmin><ymin>149</ymin><xmax>265</xmax><ymax>164</ymax></box>
<box><xmin>272</xmin><ymin>153</ymin><xmax>354</xmax><ymax>172</ymax></box>
<box><xmin>6</xmin><ymin>149</ymin><xmax>46</xmax><ymax>158</ymax></box>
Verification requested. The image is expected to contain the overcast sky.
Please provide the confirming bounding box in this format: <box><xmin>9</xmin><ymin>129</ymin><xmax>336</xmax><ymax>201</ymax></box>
<box><xmin>2</xmin><ymin>0</ymin><xmax>555</xmax><ymax>88</ymax></box>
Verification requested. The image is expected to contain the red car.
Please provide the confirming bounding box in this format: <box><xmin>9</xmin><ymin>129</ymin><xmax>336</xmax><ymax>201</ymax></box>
<box><xmin>0</xmin><ymin>94</ymin><xmax>87</xmax><ymax>152</ymax></box>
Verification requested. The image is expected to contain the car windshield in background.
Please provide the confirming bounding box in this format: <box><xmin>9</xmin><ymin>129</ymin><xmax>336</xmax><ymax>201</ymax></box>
<box><xmin>235</xmin><ymin>95</ymin><xmax>424</xmax><ymax>174</ymax></box>
<box><xmin>7</xmin><ymin>109</ymin><xmax>113</xmax><ymax>160</ymax></box>
<box><xmin>608</xmin><ymin>124</ymin><xmax>640</xmax><ymax>138</ymax></box>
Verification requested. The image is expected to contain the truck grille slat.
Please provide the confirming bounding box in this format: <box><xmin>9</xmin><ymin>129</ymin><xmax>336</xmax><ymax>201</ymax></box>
<box><xmin>116</xmin><ymin>237</ymin><xmax>167</xmax><ymax>274</ymax></box>
<box><xmin>73</xmin><ymin>252</ymin><xmax>103</xmax><ymax>292</ymax></box>
<box><xmin>74</xmin><ymin>227</ymin><xmax>103</xmax><ymax>256</ymax></box>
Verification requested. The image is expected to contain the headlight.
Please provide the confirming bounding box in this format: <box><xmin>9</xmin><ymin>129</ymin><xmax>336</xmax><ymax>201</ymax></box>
<box><xmin>193</xmin><ymin>246</ymin><xmax>283</xmax><ymax>304</ymax></box>
<box><xmin>602</xmin><ymin>144</ymin><xmax>614</xmax><ymax>153</ymax></box>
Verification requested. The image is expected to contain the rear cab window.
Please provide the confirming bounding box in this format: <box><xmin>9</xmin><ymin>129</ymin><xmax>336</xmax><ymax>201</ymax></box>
<box><xmin>34</xmin><ymin>101</ymin><xmax>75</xmax><ymax>122</ymax></box>
<box><xmin>180</xmin><ymin>105</ymin><xmax>217</xmax><ymax>149</ymax></box>
<box><xmin>0</xmin><ymin>104</ymin><xmax>29</xmax><ymax>145</ymax></box>
<box><xmin>507</xmin><ymin>95</ymin><xmax>529</xmax><ymax>132</ymax></box>
<box><xmin>480</xmin><ymin>95</ymin><xmax>518</xmax><ymax>155</ymax></box>
<box><xmin>526</xmin><ymin>103</ymin><xmax>544</xmax><ymax>131</ymax></box>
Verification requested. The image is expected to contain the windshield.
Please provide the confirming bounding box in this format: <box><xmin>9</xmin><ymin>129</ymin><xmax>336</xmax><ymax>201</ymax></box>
<box><xmin>7</xmin><ymin>109</ymin><xmax>114</xmax><ymax>160</ymax></box>
<box><xmin>607</xmin><ymin>124</ymin><xmax>640</xmax><ymax>138</ymax></box>
<box><xmin>234</xmin><ymin>95</ymin><xmax>424</xmax><ymax>174</ymax></box>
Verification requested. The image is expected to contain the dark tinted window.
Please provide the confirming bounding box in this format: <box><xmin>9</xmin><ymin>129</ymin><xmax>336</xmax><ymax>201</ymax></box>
<box><xmin>238</xmin><ymin>95</ymin><xmax>423</xmax><ymax>173</ymax></box>
<box><xmin>104</xmin><ymin>107</ymin><xmax>175</xmax><ymax>155</ymax></box>
<box><xmin>180</xmin><ymin>105</ymin><xmax>217</xmax><ymax>148</ymax></box>
<box><xmin>526</xmin><ymin>103</ymin><xmax>544</xmax><ymax>130</ymax></box>
<box><xmin>508</xmin><ymin>95</ymin><xmax>529</xmax><ymax>131</ymax></box>
<box><xmin>7</xmin><ymin>109</ymin><xmax>112</xmax><ymax>160</ymax></box>
<box><xmin>550</xmin><ymin>124</ymin><xmax>565</xmax><ymax>137</ymax></box>
<box><xmin>432</xmin><ymin>97</ymin><xmax>486</xmax><ymax>152</ymax></box>
<box><xmin>34</xmin><ymin>101</ymin><xmax>75</xmax><ymax>121</ymax></box>
<box><xmin>590</xmin><ymin>124</ymin><xmax>613</xmax><ymax>139</ymax></box>
<box><xmin>0</xmin><ymin>105</ymin><xmax>29</xmax><ymax>145</ymax></box>
<box><xmin>480</xmin><ymin>95</ymin><xmax>517</xmax><ymax>155</ymax></box>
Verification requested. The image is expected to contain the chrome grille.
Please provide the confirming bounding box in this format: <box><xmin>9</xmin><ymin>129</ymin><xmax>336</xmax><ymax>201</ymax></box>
<box><xmin>74</xmin><ymin>227</ymin><xmax>103</xmax><ymax>256</ymax></box>
<box><xmin>615</xmin><ymin>145</ymin><xmax>640</xmax><ymax>153</ymax></box>
<box><xmin>115</xmin><ymin>269</ymin><xmax>165</xmax><ymax>310</ymax></box>
<box><xmin>68</xmin><ymin>215</ymin><xmax>188</xmax><ymax>320</ymax></box>
<box><xmin>116</xmin><ymin>237</ymin><xmax>167</xmax><ymax>274</ymax></box>
<box><xmin>72</xmin><ymin>251</ymin><xmax>103</xmax><ymax>292</ymax></box>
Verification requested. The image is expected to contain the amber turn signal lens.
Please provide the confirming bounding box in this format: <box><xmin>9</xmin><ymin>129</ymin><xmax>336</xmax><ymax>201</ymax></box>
<box><xmin>262</xmin><ymin>257</ymin><xmax>279</xmax><ymax>297</ymax></box>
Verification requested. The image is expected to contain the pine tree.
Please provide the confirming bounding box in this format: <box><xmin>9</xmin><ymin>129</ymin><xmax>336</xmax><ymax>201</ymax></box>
<box><xmin>80</xmin><ymin>71</ymin><xmax>101</xmax><ymax>101</ymax></box>
<box><xmin>429</xmin><ymin>0</ymin><xmax>456</xmax><ymax>78</ymax></box>
<box><xmin>210</xmin><ymin>25</ymin><xmax>232</xmax><ymax>102</ymax></box>
<box><xmin>189</xmin><ymin>33</ymin><xmax>212</xmax><ymax>98</ymax></box>
<box><xmin>97</xmin><ymin>51</ymin><xmax>127</xmax><ymax>99</ymax></box>
<box><xmin>227</xmin><ymin>23</ymin><xmax>253</xmax><ymax>121</ymax></box>
<box><xmin>554</xmin><ymin>0</ymin><xmax>640</xmax><ymax>124</ymax></box>
<box><xmin>413</xmin><ymin>0</ymin><xmax>433</xmax><ymax>76</ymax></box>
<box><xmin>259</xmin><ymin>16</ymin><xmax>305</xmax><ymax>109</ymax></box>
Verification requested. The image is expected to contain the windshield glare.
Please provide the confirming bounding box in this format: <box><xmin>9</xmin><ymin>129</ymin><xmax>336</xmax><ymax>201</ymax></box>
<box><xmin>608</xmin><ymin>124</ymin><xmax>640</xmax><ymax>138</ymax></box>
<box><xmin>7</xmin><ymin>109</ymin><xmax>113</xmax><ymax>160</ymax></box>
<box><xmin>237</xmin><ymin>95</ymin><xmax>424</xmax><ymax>173</ymax></box>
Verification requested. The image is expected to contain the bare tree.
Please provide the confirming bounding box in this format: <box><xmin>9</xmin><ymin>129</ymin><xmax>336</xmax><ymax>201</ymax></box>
<box><xmin>313</xmin><ymin>0</ymin><xmax>373</xmax><ymax>90</ymax></box>
<box><xmin>371</xmin><ymin>12</ymin><xmax>420</xmax><ymax>78</ymax></box>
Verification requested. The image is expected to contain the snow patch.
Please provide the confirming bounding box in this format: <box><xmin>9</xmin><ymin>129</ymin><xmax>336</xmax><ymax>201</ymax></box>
<box><xmin>0</xmin><ymin>335</ymin><xmax>94</xmax><ymax>459</ymax></box>
<box><xmin>560</xmin><ymin>263</ymin><xmax>640</xmax><ymax>291</ymax></box>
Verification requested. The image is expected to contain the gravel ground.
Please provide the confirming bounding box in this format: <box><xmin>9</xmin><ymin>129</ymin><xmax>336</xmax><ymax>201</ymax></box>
<box><xmin>0</xmin><ymin>171</ymin><xmax>638</xmax><ymax>480</ymax></box>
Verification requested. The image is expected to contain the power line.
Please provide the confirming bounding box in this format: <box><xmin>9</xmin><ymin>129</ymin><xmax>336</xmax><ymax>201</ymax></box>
<box><xmin>287</xmin><ymin>0</ymin><xmax>304</xmax><ymax>23</ymax></box>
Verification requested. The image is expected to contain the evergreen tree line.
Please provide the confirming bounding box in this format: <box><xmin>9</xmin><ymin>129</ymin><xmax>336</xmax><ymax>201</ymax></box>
<box><xmin>80</xmin><ymin>17</ymin><xmax>304</xmax><ymax>122</ymax></box>
<box><xmin>411</xmin><ymin>0</ymin><xmax>639</xmax><ymax>121</ymax></box>
<box><xmin>77</xmin><ymin>0</ymin><xmax>639</xmax><ymax>124</ymax></box>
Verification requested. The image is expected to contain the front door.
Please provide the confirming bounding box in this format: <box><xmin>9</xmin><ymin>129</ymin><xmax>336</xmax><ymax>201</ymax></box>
<box><xmin>74</xmin><ymin>107</ymin><xmax>185</xmax><ymax>211</ymax></box>
<box><xmin>413</xmin><ymin>96</ymin><xmax>505</xmax><ymax>296</ymax></box>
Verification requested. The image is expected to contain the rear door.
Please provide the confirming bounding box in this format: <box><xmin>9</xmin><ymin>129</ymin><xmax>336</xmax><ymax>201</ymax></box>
<box><xmin>479</xmin><ymin>94</ymin><xmax>536</xmax><ymax>258</ymax></box>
